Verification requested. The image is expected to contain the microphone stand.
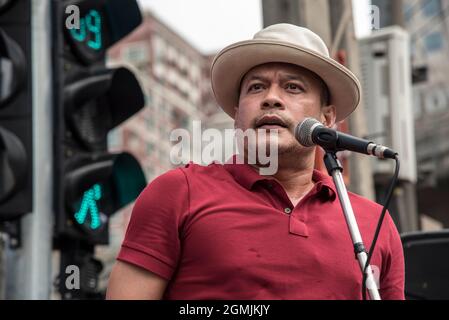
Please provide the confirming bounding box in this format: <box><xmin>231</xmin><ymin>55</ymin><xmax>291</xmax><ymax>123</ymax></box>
<box><xmin>323</xmin><ymin>150</ymin><xmax>381</xmax><ymax>300</ymax></box>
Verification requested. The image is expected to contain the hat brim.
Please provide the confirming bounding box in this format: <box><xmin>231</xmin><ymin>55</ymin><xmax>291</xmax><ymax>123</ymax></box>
<box><xmin>211</xmin><ymin>40</ymin><xmax>361</xmax><ymax>122</ymax></box>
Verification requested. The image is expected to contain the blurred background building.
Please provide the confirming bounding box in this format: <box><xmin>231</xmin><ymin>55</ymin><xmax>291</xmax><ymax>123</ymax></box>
<box><xmin>372</xmin><ymin>0</ymin><xmax>449</xmax><ymax>229</ymax></box>
<box><xmin>107</xmin><ymin>10</ymin><xmax>220</xmax><ymax>181</ymax></box>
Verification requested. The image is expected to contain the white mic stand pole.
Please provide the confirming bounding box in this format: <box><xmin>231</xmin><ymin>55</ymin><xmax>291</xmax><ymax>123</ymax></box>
<box><xmin>323</xmin><ymin>150</ymin><xmax>381</xmax><ymax>300</ymax></box>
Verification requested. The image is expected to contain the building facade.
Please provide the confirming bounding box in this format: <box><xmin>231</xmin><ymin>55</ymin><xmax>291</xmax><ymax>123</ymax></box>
<box><xmin>107</xmin><ymin>11</ymin><xmax>220</xmax><ymax>181</ymax></box>
<box><xmin>372</xmin><ymin>0</ymin><xmax>449</xmax><ymax>227</ymax></box>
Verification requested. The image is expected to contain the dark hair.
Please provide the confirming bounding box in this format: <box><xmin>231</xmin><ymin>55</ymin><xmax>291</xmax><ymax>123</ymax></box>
<box><xmin>318</xmin><ymin>78</ymin><xmax>331</xmax><ymax>107</ymax></box>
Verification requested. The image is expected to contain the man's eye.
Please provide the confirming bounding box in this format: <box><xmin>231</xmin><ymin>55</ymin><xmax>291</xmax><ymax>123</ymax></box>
<box><xmin>286</xmin><ymin>83</ymin><xmax>303</xmax><ymax>91</ymax></box>
<box><xmin>248</xmin><ymin>83</ymin><xmax>264</xmax><ymax>92</ymax></box>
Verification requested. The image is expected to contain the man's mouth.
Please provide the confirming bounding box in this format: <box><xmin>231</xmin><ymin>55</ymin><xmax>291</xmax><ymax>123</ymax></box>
<box><xmin>255</xmin><ymin>115</ymin><xmax>289</xmax><ymax>130</ymax></box>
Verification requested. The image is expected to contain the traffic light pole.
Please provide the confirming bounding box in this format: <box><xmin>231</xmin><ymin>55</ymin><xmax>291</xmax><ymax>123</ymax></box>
<box><xmin>4</xmin><ymin>0</ymin><xmax>54</xmax><ymax>299</ymax></box>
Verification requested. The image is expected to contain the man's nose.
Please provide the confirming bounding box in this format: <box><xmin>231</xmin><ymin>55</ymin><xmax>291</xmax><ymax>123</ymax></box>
<box><xmin>261</xmin><ymin>86</ymin><xmax>284</xmax><ymax>109</ymax></box>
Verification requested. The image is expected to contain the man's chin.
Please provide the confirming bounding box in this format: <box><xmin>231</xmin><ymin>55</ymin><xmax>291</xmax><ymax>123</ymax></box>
<box><xmin>276</xmin><ymin>141</ymin><xmax>312</xmax><ymax>156</ymax></box>
<box><xmin>253</xmin><ymin>142</ymin><xmax>293</xmax><ymax>155</ymax></box>
<box><xmin>276</xmin><ymin>144</ymin><xmax>297</xmax><ymax>155</ymax></box>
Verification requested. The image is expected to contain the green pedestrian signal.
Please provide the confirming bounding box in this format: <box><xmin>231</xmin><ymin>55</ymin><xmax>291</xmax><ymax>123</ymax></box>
<box><xmin>74</xmin><ymin>184</ymin><xmax>102</xmax><ymax>230</ymax></box>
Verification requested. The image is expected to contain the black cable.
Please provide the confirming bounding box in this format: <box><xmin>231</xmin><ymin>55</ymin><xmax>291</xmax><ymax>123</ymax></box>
<box><xmin>362</xmin><ymin>156</ymin><xmax>400</xmax><ymax>300</ymax></box>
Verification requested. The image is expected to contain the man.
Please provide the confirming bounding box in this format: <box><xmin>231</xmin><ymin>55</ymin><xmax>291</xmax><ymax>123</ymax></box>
<box><xmin>106</xmin><ymin>24</ymin><xmax>404</xmax><ymax>300</ymax></box>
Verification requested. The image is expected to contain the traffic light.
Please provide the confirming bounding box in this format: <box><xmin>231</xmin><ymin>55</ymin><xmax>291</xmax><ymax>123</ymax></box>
<box><xmin>52</xmin><ymin>0</ymin><xmax>147</xmax><ymax>298</ymax></box>
<box><xmin>0</xmin><ymin>0</ymin><xmax>33</xmax><ymax>223</ymax></box>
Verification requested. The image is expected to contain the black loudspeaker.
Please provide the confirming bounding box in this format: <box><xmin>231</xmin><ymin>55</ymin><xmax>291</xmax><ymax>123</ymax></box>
<box><xmin>401</xmin><ymin>230</ymin><xmax>449</xmax><ymax>300</ymax></box>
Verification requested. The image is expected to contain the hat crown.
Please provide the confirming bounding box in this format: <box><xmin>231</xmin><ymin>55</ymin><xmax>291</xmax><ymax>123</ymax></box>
<box><xmin>253</xmin><ymin>23</ymin><xmax>330</xmax><ymax>58</ymax></box>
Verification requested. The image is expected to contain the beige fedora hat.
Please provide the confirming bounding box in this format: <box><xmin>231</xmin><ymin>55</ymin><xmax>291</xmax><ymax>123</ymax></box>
<box><xmin>211</xmin><ymin>23</ymin><xmax>361</xmax><ymax>122</ymax></box>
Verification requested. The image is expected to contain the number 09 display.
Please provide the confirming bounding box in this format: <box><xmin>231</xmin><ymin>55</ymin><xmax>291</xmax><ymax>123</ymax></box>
<box><xmin>70</xmin><ymin>9</ymin><xmax>102</xmax><ymax>51</ymax></box>
<box><xmin>65</xmin><ymin>4</ymin><xmax>110</xmax><ymax>64</ymax></box>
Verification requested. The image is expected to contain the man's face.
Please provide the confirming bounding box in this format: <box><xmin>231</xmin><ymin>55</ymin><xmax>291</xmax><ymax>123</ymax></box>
<box><xmin>235</xmin><ymin>62</ymin><xmax>336</xmax><ymax>156</ymax></box>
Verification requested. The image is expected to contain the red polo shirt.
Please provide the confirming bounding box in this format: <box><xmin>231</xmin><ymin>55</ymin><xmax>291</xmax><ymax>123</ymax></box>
<box><xmin>117</xmin><ymin>158</ymin><xmax>405</xmax><ymax>300</ymax></box>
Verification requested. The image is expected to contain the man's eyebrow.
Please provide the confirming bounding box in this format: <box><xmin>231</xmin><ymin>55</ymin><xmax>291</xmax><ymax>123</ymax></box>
<box><xmin>241</xmin><ymin>73</ymin><xmax>311</xmax><ymax>88</ymax></box>
<box><xmin>280</xmin><ymin>74</ymin><xmax>311</xmax><ymax>89</ymax></box>
<box><xmin>280</xmin><ymin>74</ymin><xmax>308</xmax><ymax>83</ymax></box>
<box><xmin>242</xmin><ymin>75</ymin><xmax>270</xmax><ymax>84</ymax></box>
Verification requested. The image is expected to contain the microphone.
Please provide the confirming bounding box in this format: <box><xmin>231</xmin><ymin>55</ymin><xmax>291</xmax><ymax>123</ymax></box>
<box><xmin>294</xmin><ymin>118</ymin><xmax>397</xmax><ymax>159</ymax></box>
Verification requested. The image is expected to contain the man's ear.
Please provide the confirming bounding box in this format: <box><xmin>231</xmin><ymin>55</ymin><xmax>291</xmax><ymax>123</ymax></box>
<box><xmin>321</xmin><ymin>105</ymin><xmax>336</xmax><ymax>127</ymax></box>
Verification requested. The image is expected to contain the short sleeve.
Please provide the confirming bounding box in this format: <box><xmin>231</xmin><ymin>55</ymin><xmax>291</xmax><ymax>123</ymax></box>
<box><xmin>379</xmin><ymin>213</ymin><xmax>405</xmax><ymax>300</ymax></box>
<box><xmin>117</xmin><ymin>168</ymin><xmax>189</xmax><ymax>280</ymax></box>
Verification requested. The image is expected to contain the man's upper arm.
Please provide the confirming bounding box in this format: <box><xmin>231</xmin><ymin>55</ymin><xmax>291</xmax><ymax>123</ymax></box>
<box><xmin>117</xmin><ymin>168</ymin><xmax>189</xmax><ymax>280</ymax></box>
<box><xmin>380</xmin><ymin>213</ymin><xmax>405</xmax><ymax>300</ymax></box>
<box><xmin>106</xmin><ymin>260</ymin><xmax>168</xmax><ymax>300</ymax></box>
<box><xmin>109</xmin><ymin>168</ymin><xmax>189</xmax><ymax>298</ymax></box>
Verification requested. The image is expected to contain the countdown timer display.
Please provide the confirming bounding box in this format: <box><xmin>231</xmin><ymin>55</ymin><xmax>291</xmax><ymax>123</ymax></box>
<box><xmin>65</xmin><ymin>4</ymin><xmax>111</xmax><ymax>63</ymax></box>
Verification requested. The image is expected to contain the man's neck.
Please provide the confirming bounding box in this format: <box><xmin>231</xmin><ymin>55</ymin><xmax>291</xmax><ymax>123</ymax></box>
<box><xmin>251</xmin><ymin>152</ymin><xmax>316</xmax><ymax>207</ymax></box>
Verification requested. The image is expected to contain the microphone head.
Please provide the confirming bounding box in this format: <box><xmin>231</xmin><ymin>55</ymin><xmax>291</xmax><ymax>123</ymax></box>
<box><xmin>295</xmin><ymin>117</ymin><xmax>322</xmax><ymax>147</ymax></box>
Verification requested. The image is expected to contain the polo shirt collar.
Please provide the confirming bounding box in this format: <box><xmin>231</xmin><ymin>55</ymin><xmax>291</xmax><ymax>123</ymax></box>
<box><xmin>223</xmin><ymin>155</ymin><xmax>337</xmax><ymax>201</ymax></box>
<box><xmin>223</xmin><ymin>157</ymin><xmax>262</xmax><ymax>189</ymax></box>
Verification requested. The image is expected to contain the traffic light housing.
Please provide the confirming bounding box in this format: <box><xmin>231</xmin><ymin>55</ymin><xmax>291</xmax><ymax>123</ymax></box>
<box><xmin>52</xmin><ymin>0</ymin><xmax>146</xmax><ymax>245</ymax></box>
<box><xmin>0</xmin><ymin>0</ymin><xmax>33</xmax><ymax>222</ymax></box>
<box><xmin>52</xmin><ymin>0</ymin><xmax>147</xmax><ymax>299</ymax></box>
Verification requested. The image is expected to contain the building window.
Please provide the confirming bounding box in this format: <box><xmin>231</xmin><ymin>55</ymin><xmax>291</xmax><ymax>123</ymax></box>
<box><xmin>166</xmin><ymin>46</ymin><xmax>178</xmax><ymax>65</ymax></box>
<box><xmin>425</xmin><ymin>31</ymin><xmax>443</xmax><ymax>52</ymax></box>
<box><xmin>422</xmin><ymin>0</ymin><xmax>441</xmax><ymax>17</ymax></box>
<box><xmin>124</xmin><ymin>44</ymin><xmax>146</xmax><ymax>63</ymax></box>
<box><xmin>152</xmin><ymin>36</ymin><xmax>166</xmax><ymax>62</ymax></box>
<box><xmin>172</xmin><ymin>109</ymin><xmax>189</xmax><ymax>130</ymax></box>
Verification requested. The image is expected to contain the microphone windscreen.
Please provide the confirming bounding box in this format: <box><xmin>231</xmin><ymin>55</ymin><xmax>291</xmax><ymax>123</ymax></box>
<box><xmin>295</xmin><ymin>118</ymin><xmax>321</xmax><ymax>147</ymax></box>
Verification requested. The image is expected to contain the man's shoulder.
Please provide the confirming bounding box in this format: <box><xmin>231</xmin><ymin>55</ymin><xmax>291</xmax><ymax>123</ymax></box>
<box><xmin>148</xmin><ymin>166</ymin><xmax>186</xmax><ymax>186</ymax></box>
<box><xmin>347</xmin><ymin>190</ymin><xmax>399</xmax><ymax>227</ymax></box>
<box><xmin>176</xmin><ymin>161</ymin><xmax>229</xmax><ymax>181</ymax></box>
<box><xmin>151</xmin><ymin>161</ymin><xmax>227</xmax><ymax>185</ymax></box>
<box><xmin>347</xmin><ymin>191</ymin><xmax>389</xmax><ymax>223</ymax></box>
<box><xmin>180</xmin><ymin>161</ymin><xmax>225</xmax><ymax>173</ymax></box>
<box><xmin>347</xmin><ymin>191</ymin><xmax>383</xmax><ymax>211</ymax></box>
